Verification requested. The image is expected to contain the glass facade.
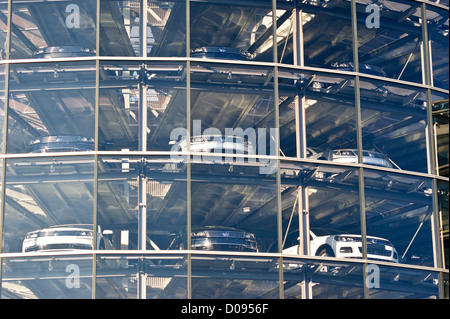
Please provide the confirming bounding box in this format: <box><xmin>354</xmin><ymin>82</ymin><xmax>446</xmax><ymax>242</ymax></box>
<box><xmin>0</xmin><ymin>0</ymin><xmax>448</xmax><ymax>299</ymax></box>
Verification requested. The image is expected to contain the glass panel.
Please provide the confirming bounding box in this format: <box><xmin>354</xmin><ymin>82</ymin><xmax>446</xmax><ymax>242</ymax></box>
<box><xmin>427</xmin><ymin>5</ymin><xmax>449</xmax><ymax>90</ymax></box>
<box><xmin>301</xmin><ymin>0</ymin><xmax>354</xmax><ymax>69</ymax></box>
<box><xmin>283</xmin><ymin>258</ymin><xmax>365</xmax><ymax>299</ymax></box>
<box><xmin>364</xmin><ymin>169</ymin><xmax>434</xmax><ymax>266</ymax></box>
<box><xmin>189</xmin><ymin>61</ymin><xmax>276</xmax><ymax>157</ymax></box>
<box><xmin>9</xmin><ymin>0</ymin><xmax>97</xmax><ymax>59</ymax></box>
<box><xmin>97</xmin><ymin>155</ymin><xmax>187</xmax><ymax>252</ymax></box>
<box><xmin>277</xmin><ymin>68</ymin><xmax>357</xmax><ymax>162</ymax></box>
<box><xmin>368</xmin><ymin>265</ymin><xmax>440</xmax><ymax>299</ymax></box>
<box><xmin>190</xmin><ymin>0</ymin><xmax>274</xmax><ymax>62</ymax></box>
<box><xmin>0</xmin><ymin>63</ymin><xmax>4</xmax><ymax>153</ymax></box>
<box><xmin>359</xmin><ymin>78</ymin><xmax>428</xmax><ymax>173</ymax></box>
<box><xmin>95</xmin><ymin>254</ymin><xmax>188</xmax><ymax>299</ymax></box>
<box><xmin>1</xmin><ymin>255</ymin><xmax>93</xmax><ymax>299</ymax></box>
<box><xmin>191</xmin><ymin>254</ymin><xmax>279</xmax><ymax>298</ymax></box>
<box><xmin>2</xmin><ymin>156</ymin><xmax>95</xmax><ymax>253</ymax></box>
<box><xmin>7</xmin><ymin>61</ymin><xmax>96</xmax><ymax>154</ymax></box>
<box><xmin>281</xmin><ymin>161</ymin><xmax>362</xmax><ymax>260</ymax></box>
<box><xmin>100</xmin><ymin>0</ymin><xmax>186</xmax><ymax>57</ymax></box>
<box><xmin>437</xmin><ymin>180</ymin><xmax>448</xmax><ymax>270</ymax></box>
<box><xmin>190</xmin><ymin>162</ymin><xmax>278</xmax><ymax>254</ymax></box>
<box><xmin>356</xmin><ymin>0</ymin><xmax>423</xmax><ymax>84</ymax></box>
<box><xmin>99</xmin><ymin>61</ymin><xmax>186</xmax><ymax>151</ymax></box>
<box><xmin>1</xmin><ymin>1</ymin><xmax>7</xmax><ymax>59</ymax></box>
<box><xmin>431</xmin><ymin>91</ymin><xmax>449</xmax><ymax>177</ymax></box>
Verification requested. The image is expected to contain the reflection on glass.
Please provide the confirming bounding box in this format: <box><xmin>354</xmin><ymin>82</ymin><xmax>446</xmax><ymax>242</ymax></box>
<box><xmin>359</xmin><ymin>79</ymin><xmax>428</xmax><ymax>173</ymax></box>
<box><xmin>2</xmin><ymin>156</ymin><xmax>95</xmax><ymax>253</ymax></box>
<box><xmin>281</xmin><ymin>162</ymin><xmax>362</xmax><ymax>259</ymax></box>
<box><xmin>190</xmin><ymin>0</ymin><xmax>274</xmax><ymax>62</ymax></box>
<box><xmin>100</xmin><ymin>0</ymin><xmax>186</xmax><ymax>57</ymax></box>
<box><xmin>1</xmin><ymin>255</ymin><xmax>93</xmax><ymax>299</ymax></box>
<box><xmin>283</xmin><ymin>258</ymin><xmax>365</xmax><ymax>299</ymax></box>
<box><xmin>364</xmin><ymin>169</ymin><xmax>434</xmax><ymax>267</ymax></box>
<box><xmin>368</xmin><ymin>265</ymin><xmax>440</xmax><ymax>299</ymax></box>
<box><xmin>190</xmin><ymin>62</ymin><xmax>276</xmax><ymax>157</ymax></box>
<box><xmin>431</xmin><ymin>93</ymin><xmax>449</xmax><ymax>177</ymax></box>
<box><xmin>95</xmin><ymin>254</ymin><xmax>188</xmax><ymax>299</ymax></box>
<box><xmin>191</xmin><ymin>254</ymin><xmax>279</xmax><ymax>299</ymax></box>
<box><xmin>427</xmin><ymin>6</ymin><xmax>449</xmax><ymax>90</ymax></box>
<box><xmin>437</xmin><ymin>180</ymin><xmax>448</xmax><ymax>270</ymax></box>
<box><xmin>99</xmin><ymin>61</ymin><xmax>186</xmax><ymax>151</ymax></box>
<box><xmin>9</xmin><ymin>0</ymin><xmax>97</xmax><ymax>59</ymax></box>
<box><xmin>97</xmin><ymin>155</ymin><xmax>187</xmax><ymax>251</ymax></box>
<box><xmin>356</xmin><ymin>0</ymin><xmax>423</xmax><ymax>84</ymax></box>
<box><xmin>0</xmin><ymin>3</ymin><xmax>6</xmax><ymax>59</ymax></box>
<box><xmin>191</xmin><ymin>162</ymin><xmax>278</xmax><ymax>253</ymax></box>
<box><xmin>7</xmin><ymin>61</ymin><xmax>96</xmax><ymax>154</ymax></box>
<box><xmin>302</xmin><ymin>0</ymin><xmax>353</xmax><ymax>69</ymax></box>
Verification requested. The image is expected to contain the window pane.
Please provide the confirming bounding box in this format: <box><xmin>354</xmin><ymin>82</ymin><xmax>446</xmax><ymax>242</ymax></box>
<box><xmin>95</xmin><ymin>254</ymin><xmax>188</xmax><ymax>299</ymax></box>
<box><xmin>364</xmin><ymin>169</ymin><xmax>434</xmax><ymax>267</ymax></box>
<box><xmin>431</xmin><ymin>92</ymin><xmax>449</xmax><ymax>177</ymax></box>
<box><xmin>9</xmin><ymin>0</ymin><xmax>97</xmax><ymax>59</ymax></box>
<box><xmin>281</xmin><ymin>161</ymin><xmax>363</xmax><ymax>260</ymax></box>
<box><xmin>97</xmin><ymin>155</ymin><xmax>187</xmax><ymax>252</ymax></box>
<box><xmin>99</xmin><ymin>61</ymin><xmax>186</xmax><ymax>151</ymax></box>
<box><xmin>356</xmin><ymin>0</ymin><xmax>423</xmax><ymax>84</ymax></box>
<box><xmin>369</xmin><ymin>265</ymin><xmax>440</xmax><ymax>299</ymax></box>
<box><xmin>301</xmin><ymin>0</ymin><xmax>354</xmax><ymax>69</ymax></box>
<box><xmin>190</xmin><ymin>162</ymin><xmax>277</xmax><ymax>254</ymax></box>
<box><xmin>427</xmin><ymin>5</ymin><xmax>449</xmax><ymax>90</ymax></box>
<box><xmin>283</xmin><ymin>258</ymin><xmax>365</xmax><ymax>299</ymax></box>
<box><xmin>100</xmin><ymin>0</ymin><xmax>186</xmax><ymax>57</ymax></box>
<box><xmin>191</xmin><ymin>254</ymin><xmax>279</xmax><ymax>298</ymax></box>
<box><xmin>359</xmin><ymin>78</ymin><xmax>428</xmax><ymax>173</ymax></box>
<box><xmin>1</xmin><ymin>255</ymin><xmax>93</xmax><ymax>299</ymax></box>
<box><xmin>2</xmin><ymin>156</ymin><xmax>95</xmax><ymax>253</ymax></box>
<box><xmin>7</xmin><ymin>61</ymin><xmax>96</xmax><ymax>154</ymax></box>
<box><xmin>190</xmin><ymin>0</ymin><xmax>274</xmax><ymax>63</ymax></box>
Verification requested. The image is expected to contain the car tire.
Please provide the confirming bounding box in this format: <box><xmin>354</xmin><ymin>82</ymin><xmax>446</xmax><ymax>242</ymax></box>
<box><xmin>316</xmin><ymin>246</ymin><xmax>335</xmax><ymax>272</ymax></box>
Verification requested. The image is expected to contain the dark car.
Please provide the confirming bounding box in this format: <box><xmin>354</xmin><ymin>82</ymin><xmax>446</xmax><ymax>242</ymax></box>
<box><xmin>28</xmin><ymin>135</ymin><xmax>94</xmax><ymax>153</ymax></box>
<box><xmin>191</xmin><ymin>46</ymin><xmax>252</xmax><ymax>61</ymax></box>
<box><xmin>332</xmin><ymin>62</ymin><xmax>385</xmax><ymax>77</ymax></box>
<box><xmin>169</xmin><ymin>226</ymin><xmax>259</xmax><ymax>252</ymax></box>
<box><xmin>33</xmin><ymin>46</ymin><xmax>96</xmax><ymax>59</ymax></box>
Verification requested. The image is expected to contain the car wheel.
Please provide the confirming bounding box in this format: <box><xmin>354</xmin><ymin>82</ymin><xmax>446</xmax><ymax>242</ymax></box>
<box><xmin>316</xmin><ymin>246</ymin><xmax>334</xmax><ymax>272</ymax></box>
<box><xmin>317</xmin><ymin>246</ymin><xmax>335</xmax><ymax>257</ymax></box>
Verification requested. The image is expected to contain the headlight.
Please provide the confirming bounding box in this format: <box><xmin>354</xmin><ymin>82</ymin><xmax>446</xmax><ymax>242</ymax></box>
<box><xmin>76</xmin><ymin>231</ymin><xmax>93</xmax><ymax>236</ymax></box>
<box><xmin>26</xmin><ymin>233</ymin><xmax>38</xmax><ymax>239</ymax></box>
<box><xmin>334</xmin><ymin>235</ymin><xmax>359</xmax><ymax>242</ymax></box>
<box><xmin>191</xmin><ymin>231</ymin><xmax>208</xmax><ymax>237</ymax></box>
<box><xmin>244</xmin><ymin>233</ymin><xmax>255</xmax><ymax>239</ymax></box>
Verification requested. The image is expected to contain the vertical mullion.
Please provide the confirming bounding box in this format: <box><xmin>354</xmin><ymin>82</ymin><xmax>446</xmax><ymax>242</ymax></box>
<box><xmin>351</xmin><ymin>0</ymin><xmax>369</xmax><ymax>299</ymax></box>
<box><xmin>186</xmin><ymin>0</ymin><xmax>192</xmax><ymax>300</ymax></box>
<box><xmin>91</xmin><ymin>0</ymin><xmax>101</xmax><ymax>300</ymax></box>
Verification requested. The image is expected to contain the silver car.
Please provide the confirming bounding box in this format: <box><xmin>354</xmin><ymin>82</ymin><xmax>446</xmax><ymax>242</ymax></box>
<box><xmin>173</xmin><ymin>135</ymin><xmax>255</xmax><ymax>155</ymax></box>
<box><xmin>309</xmin><ymin>148</ymin><xmax>394</xmax><ymax>168</ymax></box>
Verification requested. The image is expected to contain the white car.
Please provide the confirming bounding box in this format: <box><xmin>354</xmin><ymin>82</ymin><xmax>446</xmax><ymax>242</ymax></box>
<box><xmin>283</xmin><ymin>228</ymin><xmax>399</xmax><ymax>263</ymax></box>
<box><xmin>22</xmin><ymin>224</ymin><xmax>113</xmax><ymax>253</ymax></box>
<box><xmin>173</xmin><ymin>135</ymin><xmax>255</xmax><ymax>155</ymax></box>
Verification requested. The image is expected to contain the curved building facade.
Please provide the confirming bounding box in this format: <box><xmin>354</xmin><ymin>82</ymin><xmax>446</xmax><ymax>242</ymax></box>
<box><xmin>0</xmin><ymin>0</ymin><xmax>448</xmax><ymax>299</ymax></box>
